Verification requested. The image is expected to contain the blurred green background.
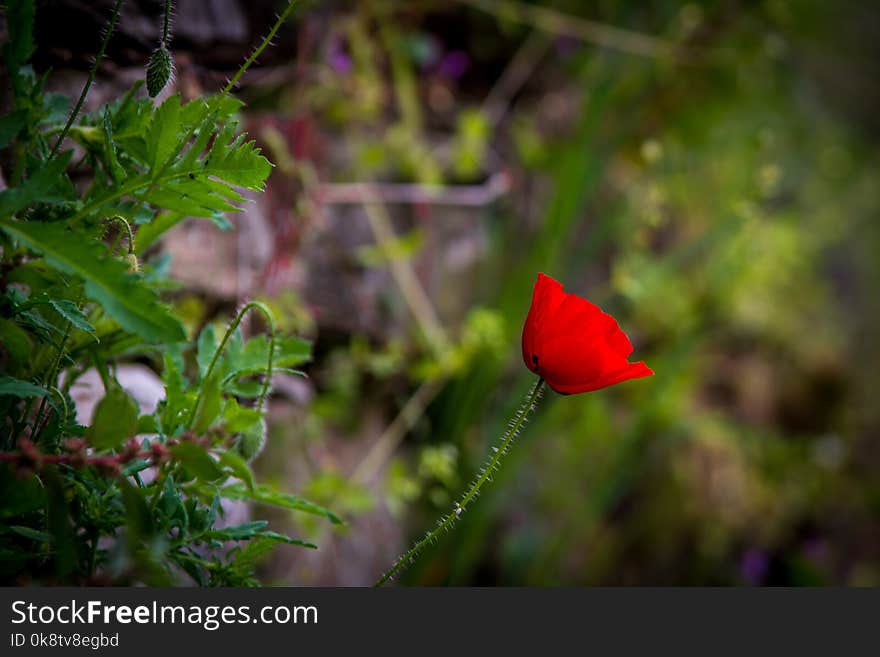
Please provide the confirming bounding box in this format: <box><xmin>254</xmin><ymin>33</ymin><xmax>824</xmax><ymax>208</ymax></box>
<box><xmin>33</xmin><ymin>0</ymin><xmax>880</xmax><ymax>584</ymax></box>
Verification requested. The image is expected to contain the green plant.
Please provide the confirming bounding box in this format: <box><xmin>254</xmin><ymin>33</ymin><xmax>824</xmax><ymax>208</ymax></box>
<box><xmin>0</xmin><ymin>0</ymin><xmax>338</xmax><ymax>586</ymax></box>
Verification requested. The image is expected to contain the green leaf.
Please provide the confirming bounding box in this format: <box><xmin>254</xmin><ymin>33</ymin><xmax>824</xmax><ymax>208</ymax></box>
<box><xmin>0</xmin><ymin>321</ymin><xmax>33</xmax><ymax>366</ymax></box>
<box><xmin>0</xmin><ymin>218</ymin><xmax>186</xmax><ymax>343</ymax></box>
<box><xmin>224</xmin><ymin>334</ymin><xmax>311</xmax><ymax>382</ymax></box>
<box><xmin>274</xmin><ymin>335</ymin><xmax>312</xmax><ymax>368</ymax></box>
<box><xmin>42</xmin><ymin>466</ymin><xmax>77</xmax><ymax>579</ymax></box>
<box><xmin>146</xmin><ymin>94</ymin><xmax>182</xmax><ymax>170</ymax></box>
<box><xmin>202</xmin><ymin>520</ymin><xmax>268</xmax><ymax>541</ymax></box>
<box><xmin>0</xmin><ymin>109</ymin><xmax>28</xmax><ymax>148</ymax></box>
<box><xmin>102</xmin><ymin>107</ymin><xmax>125</xmax><ymax>183</ymax></box>
<box><xmin>5</xmin><ymin>524</ymin><xmax>51</xmax><ymax>543</ymax></box>
<box><xmin>0</xmin><ymin>152</ymin><xmax>73</xmax><ymax>218</ymax></box>
<box><xmin>171</xmin><ymin>442</ymin><xmax>223</xmax><ymax>482</ymax></box>
<box><xmin>72</xmin><ymin>94</ymin><xmax>270</xmax><ymax>229</ymax></box>
<box><xmin>0</xmin><ymin>469</ymin><xmax>44</xmax><ymax>518</ymax></box>
<box><xmin>119</xmin><ymin>477</ymin><xmax>153</xmax><ymax>540</ymax></box>
<box><xmin>222</xmin><ymin>400</ymin><xmax>263</xmax><ymax>433</ymax></box>
<box><xmin>88</xmin><ymin>387</ymin><xmax>138</xmax><ymax>450</ymax></box>
<box><xmin>192</xmin><ymin>373</ymin><xmax>222</xmax><ymax>434</ymax></box>
<box><xmin>49</xmin><ymin>299</ymin><xmax>95</xmax><ymax>335</ymax></box>
<box><xmin>0</xmin><ymin>375</ymin><xmax>48</xmax><ymax>399</ymax></box>
<box><xmin>2</xmin><ymin>0</ymin><xmax>35</xmax><ymax>71</ymax></box>
<box><xmin>205</xmin><ymin>135</ymin><xmax>273</xmax><ymax>190</ymax></box>
<box><xmin>134</xmin><ymin>211</ymin><xmax>183</xmax><ymax>253</ymax></box>
<box><xmin>201</xmin><ymin>523</ymin><xmax>316</xmax><ymax>549</ymax></box>
<box><xmin>136</xmin><ymin>414</ymin><xmax>159</xmax><ymax>434</ymax></box>
<box><xmin>221</xmin><ymin>483</ymin><xmax>343</xmax><ymax>525</ymax></box>
<box><xmin>256</xmin><ymin>530</ymin><xmax>317</xmax><ymax>550</ymax></box>
<box><xmin>196</xmin><ymin>323</ymin><xmax>217</xmax><ymax>381</ymax></box>
<box><xmin>160</xmin><ymin>349</ymin><xmax>187</xmax><ymax>434</ymax></box>
<box><xmin>160</xmin><ymin>475</ymin><xmax>187</xmax><ymax>527</ymax></box>
<box><xmin>218</xmin><ymin>450</ymin><xmax>255</xmax><ymax>492</ymax></box>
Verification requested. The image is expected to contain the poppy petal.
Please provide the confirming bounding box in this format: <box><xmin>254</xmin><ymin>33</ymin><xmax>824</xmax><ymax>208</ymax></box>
<box><xmin>521</xmin><ymin>273</ymin><xmax>652</xmax><ymax>395</ymax></box>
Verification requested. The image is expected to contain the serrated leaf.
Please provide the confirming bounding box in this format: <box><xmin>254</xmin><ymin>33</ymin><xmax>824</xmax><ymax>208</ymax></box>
<box><xmin>49</xmin><ymin>299</ymin><xmax>95</xmax><ymax>335</ymax></box>
<box><xmin>17</xmin><ymin>309</ymin><xmax>64</xmax><ymax>341</ymax></box>
<box><xmin>221</xmin><ymin>483</ymin><xmax>343</xmax><ymax>525</ymax></box>
<box><xmin>0</xmin><ymin>218</ymin><xmax>186</xmax><ymax>343</ymax></box>
<box><xmin>147</xmin><ymin>94</ymin><xmax>181</xmax><ymax>170</ymax></box>
<box><xmin>172</xmin><ymin>442</ymin><xmax>223</xmax><ymax>482</ymax></box>
<box><xmin>205</xmin><ymin>136</ymin><xmax>272</xmax><ymax>190</ymax></box>
<box><xmin>88</xmin><ymin>387</ymin><xmax>138</xmax><ymax>450</ymax></box>
<box><xmin>0</xmin><ymin>375</ymin><xmax>47</xmax><ymax>399</ymax></box>
<box><xmin>192</xmin><ymin>373</ymin><xmax>222</xmax><ymax>434</ymax></box>
<box><xmin>222</xmin><ymin>400</ymin><xmax>263</xmax><ymax>433</ymax></box>
<box><xmin>256</xmin><ymin>530</ymin><xmax>317</xmax><ymax>549</ymax></box>
<box><xmin>102</xmin><ymin>107</ymin><xmax>125</xmax><ymax>183</ymax></box>
<box><xmin>223</xmin><ymin>335</ymin><xmax>311</xmax><ymax>383</ymax></box>
<box><xmin>142</xmin><ymin>183</ymin><xmax>238</xmax><ymax>218</ymax></box>
<box><xmin>160</xmin><ymin>474</ymin><xmax>186</xmax><ymax>527</ymax></box>
<box><xmin>202</xmin><ymin>520</ymin><xmax>268</xmax><ymax>541</ymax></box>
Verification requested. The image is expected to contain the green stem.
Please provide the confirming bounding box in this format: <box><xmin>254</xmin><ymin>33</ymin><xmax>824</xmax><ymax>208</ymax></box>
<box><xmin>223</xmin><ymin>0</ymin><xmax>297</xmax><ymax>94</ymax></box>
<box><xmin>187</xmin><ymin>301</ymin><xmax>276</xmax><ymax>430</ymax></box>
<box><xmin>374</xmin><ymin>378</ymin><xmax>546</xmax><ymax>586</ymax></box>
<box><xmin>30</xmin><ymin>321</ymin><xmax>74</xmax><ymax>446</ymax></box>
<box><xmin>104</xmin><ymin>215</ymin><xmax>135</xmax><ymax>254</ymax></box>
<box><xmin>49</xmin><ymin>0</ymin><xmax>124</xmax><ymax>159</ymax></box>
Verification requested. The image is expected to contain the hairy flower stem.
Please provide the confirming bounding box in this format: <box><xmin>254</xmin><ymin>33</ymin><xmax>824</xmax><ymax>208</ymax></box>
<box><xmin>104</xmin><ymin>215</ymin><xmax>135</xmax><ymax>254</ymax></box>
<box><xmin>187</xmin><ymin>301</ymin><xmax>276</xmax><ymax>430</ymax></box>
<box><xmin>223</xmin><ymin>0</ymin><xmax>297</xmax><ymax>94</ymax></box>
<box><xmin>161</xmin><ymin>0</ymin><xmax>172</xmax><ymax>46</ymax></box>
<box><xmin>49</xmin><ymin>0</ymin><xmax>124</xmax><ymax>159</ymax></box>
<box><xmin>374</xmin><ymin>378</ymin><xmax>546</xmax><ymax>586</ymax></box>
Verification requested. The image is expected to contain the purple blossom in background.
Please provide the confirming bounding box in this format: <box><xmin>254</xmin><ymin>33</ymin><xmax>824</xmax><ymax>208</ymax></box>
<box><xmin>554</xmin><ymin>34</ymin><xmax>581</xmax><ymax>59</ymax></box>
<box><xmin>802</xmin><ymin>537</ymin><xmax>830</xmax><ymax>564</ymax></box>
<box><xmin>739</xmin><ymin>547</ymin><xmax>770</xmax><ymax>585</ymax></box>
<box><xmin>328</xmin><ymin>35</ymin><xmax>352</xmax><ymax>75</ymax></box>
<box><xmin>438</xmin><ymin>50</ymin><xmax>470</xmax><ymax>79</ymax></box>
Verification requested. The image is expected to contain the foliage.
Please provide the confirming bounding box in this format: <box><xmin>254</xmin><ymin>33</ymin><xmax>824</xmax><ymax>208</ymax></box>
<box><xmin>249</xmin><ymin>0</ymin><xmax>879</xmax><ymax>586</ymax></box>
<box><xmin>0</xmin><ymin>0</ymin><xmax>337</xmax><ymax>585</ymax></box>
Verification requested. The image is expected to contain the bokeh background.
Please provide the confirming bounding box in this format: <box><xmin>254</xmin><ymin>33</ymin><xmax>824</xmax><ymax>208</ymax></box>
<box><xmin>33</xmin><ymin>0</ymin><xmax>880</xmax><ymax>585</ymax></box>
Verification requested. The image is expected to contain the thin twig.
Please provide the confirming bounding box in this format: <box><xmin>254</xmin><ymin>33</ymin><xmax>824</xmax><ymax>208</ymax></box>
<box><xmin>224</xmin><ymin>1</ymin><xmax>298</xmax><ymax>94</ymax></box>
<box><xmin>362</xmin><ymin>201</ymin><xmax>449</xmax><ymax>355</ymax></box>
<box><xmin>352</xmin><ymin>377</ymin><xmax>445</xmax><ymax>485</ymax></box>
<box><xmin>49</xmin><ymin>0</ymin><xmax>124</xmax><ymax>159</ymax></box>
<box><xmin>482</xmin><ymin>31</ymin><xmax>552</xmax><ymax>128</ymax></box>
<box><xmin>458</xmin><ymin>0</ymin><xmax>677</xmax><ymax>60</ymax></box>
<box><xmin>320</xmin><ymin>171</ymin><xmax>510</xmax><ymax>207</ymax></box>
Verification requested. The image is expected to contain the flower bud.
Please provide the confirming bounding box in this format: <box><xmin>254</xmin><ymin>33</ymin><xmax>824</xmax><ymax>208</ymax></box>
<box><xmin>234</xmin><ymin>418</ymin><xmax>267</xmax><ymax>462</ymax></box>
<box><xmin>146</xmin><ymin>46</ymin><xmax>173</xmax><ymax>98</ymax></box>
<box><xmin>123</xmin><ymin>252</ymin><xmax>139</xmax><ymax>273</ymax></box>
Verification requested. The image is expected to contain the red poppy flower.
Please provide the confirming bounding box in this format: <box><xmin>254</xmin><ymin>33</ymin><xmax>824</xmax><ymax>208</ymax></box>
<box><xmin>522</xmin><ymin>273</ymin><xmax>653</xmax><ymax>394</ymax></box>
